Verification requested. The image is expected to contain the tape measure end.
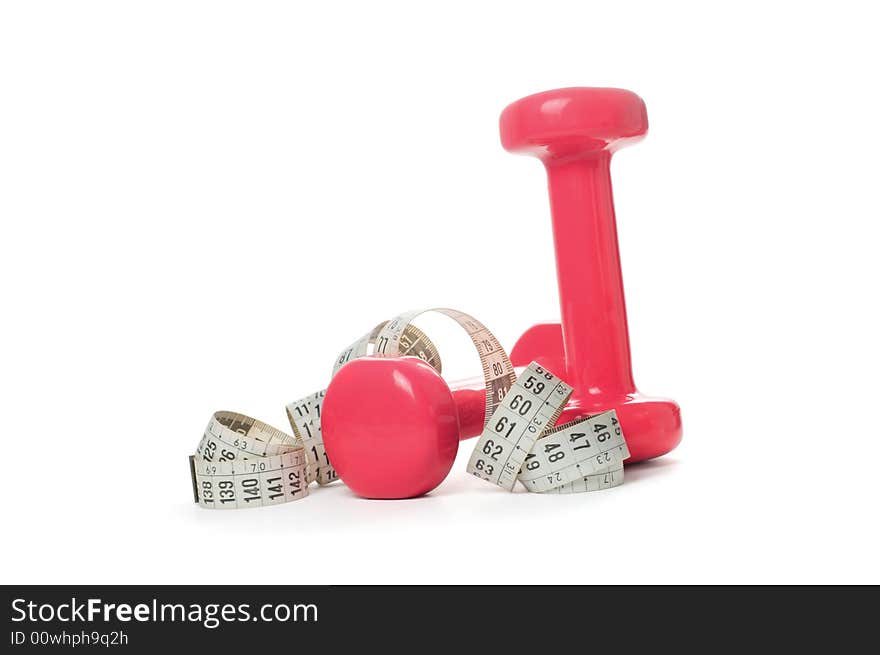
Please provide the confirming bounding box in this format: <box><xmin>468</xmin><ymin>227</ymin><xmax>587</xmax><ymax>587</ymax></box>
<box><xmin>188</xmin><ymin>455</ymin><xmax>199</xmax><ymax>504</ymax></box>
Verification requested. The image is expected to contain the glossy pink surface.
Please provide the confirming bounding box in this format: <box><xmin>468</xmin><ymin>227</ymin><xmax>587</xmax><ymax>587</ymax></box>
<box><xmin>500</xmin><ymin>87</ymin><xmax>681</xmax><ymax>461</ymax></box>
<box><xmin>322</xmin><ymin>356</ymin><xmax>460</xmax><ymax>499</ymax></box>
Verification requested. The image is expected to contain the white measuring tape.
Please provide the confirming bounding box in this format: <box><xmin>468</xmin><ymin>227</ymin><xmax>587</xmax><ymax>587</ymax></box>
<box><xmin>517</xmin><ymin>409</ymin><xmax>629</xmax><ymax>493</ymax></box>
<box><xmin>467</xmin><ymin>361</ymin><xmax>572</xmax><ymax>489</ymax></box>
<box><xmin>190</xmin><ymin>412</ymin><xmax>308</xmax><ymax>509</ymax></box>
<box><xmin>190</xmin><ymin>308</ymin><xmax>629</xmax><ymax>508</ymax></box>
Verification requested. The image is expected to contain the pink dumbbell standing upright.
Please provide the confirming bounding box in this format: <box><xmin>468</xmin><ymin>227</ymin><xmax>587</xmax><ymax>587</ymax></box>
<box><xmin>322</xmin><ymin>87</ymin><xmax>682</xmax><ymax>499</ymax></box>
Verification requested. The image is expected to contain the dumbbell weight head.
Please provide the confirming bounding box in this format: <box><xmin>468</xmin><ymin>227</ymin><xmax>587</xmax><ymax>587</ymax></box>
<box><xmin>322</xmin><ymin>356</ymin><xmax>460</xmax><ymax>499</ymax></box>
<box><xmin>500</xmin><ymin>86</ymin><xmax>648</xmax><ymax>159</ymax></box>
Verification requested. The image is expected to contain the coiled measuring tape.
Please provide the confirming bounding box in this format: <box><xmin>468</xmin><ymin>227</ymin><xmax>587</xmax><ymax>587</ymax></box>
<box><xmin>190</xmin><ymin>308</ymin><xmax>629</xmax><ymax>508</ymax></box>
<box><xmin>190</xmin><ymin>321</ymin><xmax>444</xmax><ymax>508</ymax></box>
<box><xmin>189</xmin><ymin>412</ymin><xmax>308</xmax><ymax>509</ymax></box>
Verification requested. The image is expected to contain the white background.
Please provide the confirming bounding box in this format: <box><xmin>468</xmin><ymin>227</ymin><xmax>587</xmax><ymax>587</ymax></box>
<box><xmin>2</xmin><ymin>1</ymin><xmax>878</xmax><ymax>584</ymax></box>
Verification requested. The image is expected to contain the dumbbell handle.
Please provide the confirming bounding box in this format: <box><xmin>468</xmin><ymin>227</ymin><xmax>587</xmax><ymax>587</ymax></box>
<box><xmin>546</xmin><ymin>152</ymin><xmax>635</xmax><ymax>396</ymax></box>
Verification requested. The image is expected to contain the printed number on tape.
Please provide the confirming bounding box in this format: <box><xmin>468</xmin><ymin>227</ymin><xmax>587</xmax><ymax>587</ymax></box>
<box><xmin>286</xmin><ymin>390</ymin><xmax>338</xmax><ymax>486</ymax></box>
<box><xmin>467</xmin><ymin>362</ymin><xmax>572</xmax><ymax>490</ymax></box>
<box><xmin>539</xmin><ymin>461</ymin><xmax>624</xmax><ymax>494</ymax></box>
<box><xmin>518</xmin><ymin>410</ymin><xmax>629</xmax><ymax>493</ymax></box>
<box><xmin>190</xmin><ymin>412</ymin><xmax>308</xmax><ymax>509</ymax></box>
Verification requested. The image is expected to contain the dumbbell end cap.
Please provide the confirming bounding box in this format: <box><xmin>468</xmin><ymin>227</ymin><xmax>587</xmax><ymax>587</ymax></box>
<box><xmin>500</xmin><ymin>87</ymin><xmax>648</xmax><ymax>160</ymax></box>
<box><xmin>323</xmin><ymin>356</ymin><xmax>460</xmax><ymax>499</ymax></box>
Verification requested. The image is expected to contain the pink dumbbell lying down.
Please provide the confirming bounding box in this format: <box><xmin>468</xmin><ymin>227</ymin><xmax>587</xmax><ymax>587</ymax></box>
<box><xmin>322</xmin><ymin>88</ymin><xmax>682</xmax><ymax>499</ymax></box>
